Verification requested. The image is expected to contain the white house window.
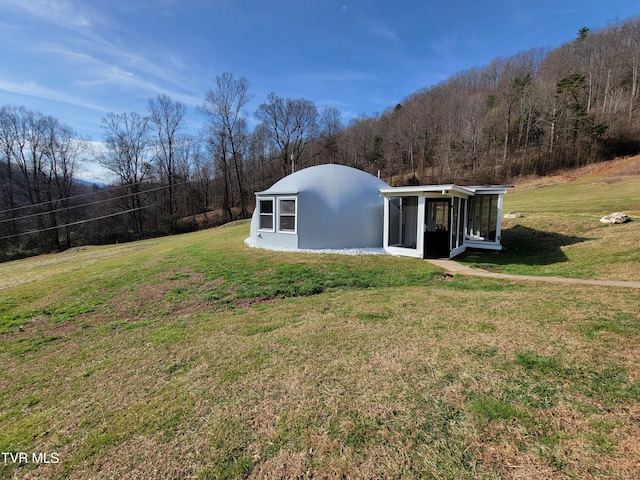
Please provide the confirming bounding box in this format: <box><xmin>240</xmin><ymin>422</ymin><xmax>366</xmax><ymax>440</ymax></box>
<box><xmin>278</xmin><ymin>198</ymin><xmax>296</xmax><ymax>232</ymax></box>
<box><xmin>258</xmin><ymin>198</ymin><xmax>274</xmax><ymax>230</ymax></box>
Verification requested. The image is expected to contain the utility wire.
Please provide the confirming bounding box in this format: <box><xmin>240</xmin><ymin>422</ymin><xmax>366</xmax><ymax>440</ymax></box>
<box><xmin>0</xmin><ymin>181</ymin><xmax>127</xmax><ymax>214</ymax></box>
<box><xmin>0</xmin><ymin>204</ymin><xmax>158</xmax><ymax>241</ymax></box>
<box><xmin>0</xmin><ymin>178</ymin><xmax>188</xmax><ymax>215</ymax></box>
<box><xmin>0</xmin><ymin>194</ymin><xmax>126</xmax><ymax>225</ymax></box>
<box><xmin>0</xmin><ymin>181</ymin><xmax>190</xmax><ymax>225</ymax></box>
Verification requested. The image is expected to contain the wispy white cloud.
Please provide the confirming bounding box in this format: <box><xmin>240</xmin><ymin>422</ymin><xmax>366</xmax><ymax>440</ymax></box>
<box><xmin>0</xmin><ymin>0</ymin><xmax>99</xmax><ymax>28</ymax></box>
<box><xmin>368</xmin><ymin>19</ymin><xmax>401</xmax><ymax>44</ymax></box>
<box><xmin>0</xmin><ymin>79</ymin><xmax>109</xmax><ymax>112</ymax></box>
<box><xmin>5</xmin><ymin>1</ymin><xmax>204</xmax><ymax>111</ymax></box>
<box><xmin>353</xmin><ymin>6</ymin><xmax>401</xmax><ymax>44</ymax></box>
<box><xmin>76</xmin><ymin>63</ymin><xmax>202</xmax><ymax>108</ymax></box>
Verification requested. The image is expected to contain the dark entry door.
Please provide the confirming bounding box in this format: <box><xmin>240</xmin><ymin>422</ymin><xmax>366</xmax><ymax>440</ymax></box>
<box><xmin>424</xmin><ymin>199</ymin><xmax>451</xmax><ymax>258</ymax></box>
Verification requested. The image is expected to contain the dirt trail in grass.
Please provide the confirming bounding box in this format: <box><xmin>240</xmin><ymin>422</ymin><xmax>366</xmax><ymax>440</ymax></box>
<box><xmin>427</xmin><ymin>259</ymin><xmax>640</xmax><ymax>289</ymax></box>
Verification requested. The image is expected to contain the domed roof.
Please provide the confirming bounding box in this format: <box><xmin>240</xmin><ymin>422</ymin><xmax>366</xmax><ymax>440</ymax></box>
<box><xmin>258</xmin><ymin>164</ymin><xmax>389</xmax><ymax>200</ymax></box>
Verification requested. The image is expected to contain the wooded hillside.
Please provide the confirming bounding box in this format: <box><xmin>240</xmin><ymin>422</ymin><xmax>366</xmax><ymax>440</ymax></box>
<box><xmin>330</xmin><ymin>19</ymin><xmax>640</xmax><ymax>184</ymax></box>
<box><xmin>2</xmin><ymin>17</ymin><xmax>639</xmax><ymax>261</ymax></box>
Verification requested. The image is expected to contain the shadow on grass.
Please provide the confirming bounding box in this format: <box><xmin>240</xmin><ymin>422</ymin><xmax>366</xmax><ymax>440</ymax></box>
<box><xmin>459</xmin><ymin>225</ymin><xmax>592</xmax><ymax>268</ymax></box>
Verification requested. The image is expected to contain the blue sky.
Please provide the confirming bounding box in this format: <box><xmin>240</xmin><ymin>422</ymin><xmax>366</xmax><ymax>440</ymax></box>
<box><xmin>1</xmin><ymin>0</ymin><xmax>639</xmax><ymax>144</ymax></box>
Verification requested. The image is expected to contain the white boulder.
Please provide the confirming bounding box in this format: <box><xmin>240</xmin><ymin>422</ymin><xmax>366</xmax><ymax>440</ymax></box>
<box><xmin>504</xmin><ymin>211</ymin><xmax>525</xmax><ymax>219</ymax></box>
<box><xmin>599</xmin><ymin>212</ymin><xmax>632</xmax><ymax>224</ymax></box>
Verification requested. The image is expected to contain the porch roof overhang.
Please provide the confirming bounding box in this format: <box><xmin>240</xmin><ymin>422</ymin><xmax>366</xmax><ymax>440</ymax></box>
<box><xmin>464</xmin><ymin>185</ymin><xmax>514</xmax><ymax>195</ymax></box>
<box><xmin>380</xmin><ymin>184</ymin><xmax>474</xmax><ymax>197</ymax></box>
<box><xmin>379</xmin><ymin>184</ymin><xmax>514</xmax><ymax>197</ymax></box>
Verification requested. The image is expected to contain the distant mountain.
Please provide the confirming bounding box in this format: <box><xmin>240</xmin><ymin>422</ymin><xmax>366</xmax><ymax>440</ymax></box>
<box><xmin>74</xmin><ymin>178</ymin><xmax>109</xmax><ymax>189</ymax></box>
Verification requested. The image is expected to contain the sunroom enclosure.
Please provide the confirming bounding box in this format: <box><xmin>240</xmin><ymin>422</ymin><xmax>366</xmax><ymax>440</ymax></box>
<box><xmin>381</xmin><ymin>185</ymin><xmax>512</xmax><ymax>259</ymax></box>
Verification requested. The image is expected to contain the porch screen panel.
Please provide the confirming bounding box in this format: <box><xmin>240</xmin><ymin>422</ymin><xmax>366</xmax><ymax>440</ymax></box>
<box><xmin>402</xmin><ymin>197</ymin><xmax>418</xmax><ymax>248</ymax></box>
<box><xmin>467</xmin><ymin>195</ymin><xmax>499</xmax><ymax>241</ymax></box>
<box><xmin>487</xmin><ymin>195</ymin><xmax>498</xmax><ymax>241</ymax></box>
<box><xmin>481</xmin><ymin>195</ymin><xmax>491</xmax><ymax>240</ymax></box>
<box><xmin>451</xmin><ymin>197</ymin><xmax>459</xmax><ymax>249</ymax></box>
<box><xmin>388</xmin><ymin>197</ymin><xmax>418</xmax><ymax>248</ymax></box>
<box><xmin>458</xmin><ymin>198</ymin><xmax>466</xmax><ymax>246</ymax></box>
<box><xmin>388</xmin><ymin>197</ymin><xmax>401</xmax><ymax>246</ymax></box>
<box><xmin>427</xmin><ymin>201</ymin><xmax>449</xmax><ymax>232</ymax></box>
<box><xmin>467</xmin><ymin>196</ymin><xmax>481</xmax><ymax>238</ymax></box>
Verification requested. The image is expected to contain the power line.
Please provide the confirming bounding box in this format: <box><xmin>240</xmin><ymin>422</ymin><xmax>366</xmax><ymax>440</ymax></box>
<box><xmin>0</xmin><ymin>181</ymin><xmax>123</xmax><ymax>214</ymax></box>
<box><xmin>0</xmin><ymin>204</ymin><xmax>158</xmax><ymax>241</ymax></box>
<box><xmin>0</xmin><ymin>194</ymin><xmax>122</xmax><ymax>225</ymax></box>
<box><xmin>0</xmin><ymin>178</ymin><xmax>188</xmax><ymax>215</ymax></box>
<box><xmin>0</xmin><ymin>180</ymin><xmax>191</xmax><ymax>225</ymax></box>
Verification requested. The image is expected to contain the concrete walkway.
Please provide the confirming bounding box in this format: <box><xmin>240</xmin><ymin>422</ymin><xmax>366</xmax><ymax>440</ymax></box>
<box><xmin>426</xmin><ymin>259</ymin><xmax>640</xmax><ymax>289</ymax></box>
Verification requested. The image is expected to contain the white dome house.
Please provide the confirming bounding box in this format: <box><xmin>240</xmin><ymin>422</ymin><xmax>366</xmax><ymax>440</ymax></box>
<box><xmin>249</xmin><ymin>164</ymin><xmax>390</xmax><ymax>251</ymax></box>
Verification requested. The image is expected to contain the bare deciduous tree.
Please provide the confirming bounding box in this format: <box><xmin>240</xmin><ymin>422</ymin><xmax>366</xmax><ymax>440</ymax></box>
<box><xmin>255</xmin><ymin>93</ymin><xmax>319</xmax><ymax>177</ymax></box>
<box><xmin>148</xmin><ymin>94</ymin><xmax>187</xmax><ymax>232</ymax></box>
<box><xmin>99</xmin><ymin>111</ymin><xmax>152</xmax><ymax>236</ymax></box>
<box><xmin>201</xmin><ymin>72</ymin><xmax>253</xmax><ymax>218</ymax></box>
<box><xmin>0</xmin><ymin>105</ymin><xmax>83</xmax><ymax>254</ymax></box>
<box><xmin>319</xmin><ymin>105</ymin><xmax>342</xmax><ymax>164</ymax></box>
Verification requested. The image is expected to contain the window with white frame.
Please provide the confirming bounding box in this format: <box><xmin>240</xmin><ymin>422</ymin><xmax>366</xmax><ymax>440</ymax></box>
<box><xmin>278</xmin><ymin>198</ymin><xmax>296</xmax><ymax>232</ymax></box>
<box><xmin>258</xmin><ymin>198</ymin><xmax>274</xmax><ymax>230</ymax></box>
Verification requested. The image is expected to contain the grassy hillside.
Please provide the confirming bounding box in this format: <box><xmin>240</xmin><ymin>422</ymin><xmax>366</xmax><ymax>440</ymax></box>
<box><xmin>460</xmin><ymin>157</ymin><xmax>640</xmax><ymax>280</ymax></box>
<box><xmin>1</xmin><ymin>164</ymin><xmax>639</xmax><ymax>479</ymax></box>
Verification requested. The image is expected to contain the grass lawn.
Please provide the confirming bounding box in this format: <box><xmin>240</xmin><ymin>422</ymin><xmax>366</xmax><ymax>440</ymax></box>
<box><xmin>1</xmin><ymin>170</ymin><xmax>639</xmax><ymax>479</ymax></box>
<box><xmin>458</xmin><ymin>170</ymin><xmax>640</xmax><ymax>281</ymax></box>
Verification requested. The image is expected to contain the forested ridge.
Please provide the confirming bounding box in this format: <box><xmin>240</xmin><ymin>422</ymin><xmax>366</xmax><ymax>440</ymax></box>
<box><xmin>2</xmin><ymin>17</ymin><xmax>640</xmax><ymax>261</ymax></box>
